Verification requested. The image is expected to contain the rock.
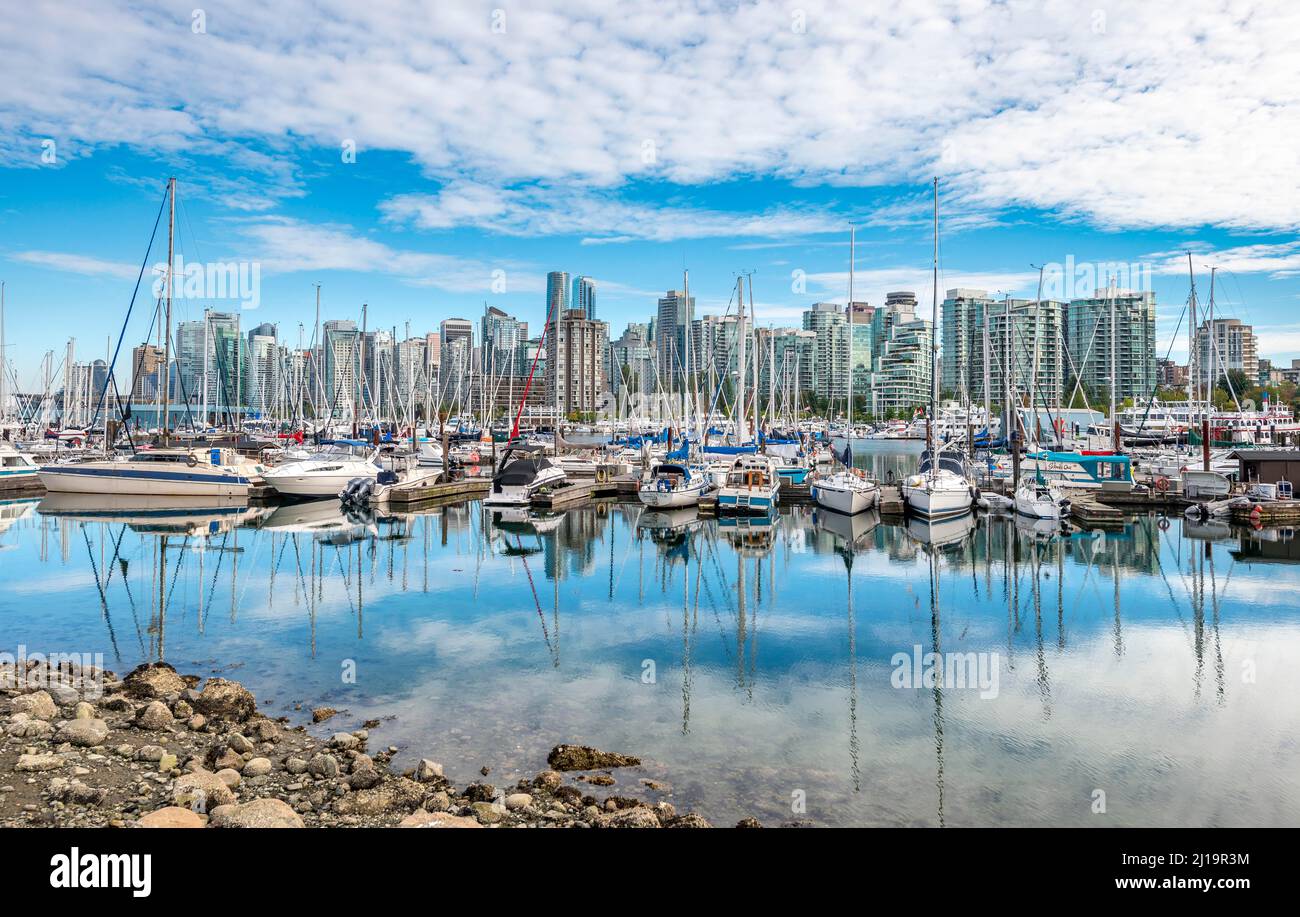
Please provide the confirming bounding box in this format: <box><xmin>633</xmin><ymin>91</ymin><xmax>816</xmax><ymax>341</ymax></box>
<box><xmin>307</xmin><ymin>753</ymin><xmax>338</xmax><ymax>778</ymax></box>
<box><xmin>248</xmin><ymin>719</ymin><xmax>279</xmax><ymax>742</ymax></box>
<box><xmin>329</xmin><ymin>732</ymin><xmax>360</xmax><ymax>750</ymax></box>
<box><xmin>348</xmin><ymin>767</ymin><xmax>381</xmax><ymax>790</ymax></box>
<box><xmin>578</xmin><ymin>774</ymin><xmax>615</xmax><ymax>786</ymax></box>
<box><xmin>284</xmin><ymin>757</ymin><xmax>308</xmax><ymax>775</ymax></box>
<box><xmin>158</xmin><ymin>753</ymin><xmax>177</xmax><ymax>772</ymax></box>
<box><xmin>8</xmin><ymin>716</ymin><xmax>54</xmax><ymax>739</ymax></box>
<box><xmin>398</xmin><ymin>810</ymin><xmax>482</xmax><ymax>828</ymax></box>
<box><xmin>15</xmin><ymin>753</ymin><xmax>62</xmax><ymax>772</ymax></box>
<box><xmin>227</xmin><ymin>733</ymin><xmax>254</xmax><ymax>754</ymax></box>
<box><xmin>505</xmin><ymin>793</ymin><xmax>533</xmax><ymax>811</ymax></box>
<box><xmin>73</xmin><ymin>701</ymin><xmax>96</xmax><ymax>720</ymax></box>
<box><xmin>311</xmin><ymin>707</ymin><xmax>338</xmax><ymax>723</ymax></box>
<box><xmin>212</xmin><ymin>747</ymin><xmax>243</xmax><ymax>771</ymax></box>
<box><xmin>101</xmin><ymin>696</ymin><xmax>135</xmax><ymax>713</ymax></box>
<box><xmin>191</xmin><ymin>678</ymin><xmax>255</xmax><ymax>721</ymax></box>
<box><xmin>415</xmin><ymin>759</ymin><xmax>444</xmax><ymax>782</ymax></box>
<box><xmin>187</xmin><ymin>714</ymin><xmax>207</xmax><ymax>731</ymax></box>
<box><xmin>664</xmin><ymin>813</ymin><xmax>712</xmax><ymax>828</ymax></box>
<box><xmin>333</xmin><ymin>778</ymin><xmax>424</xmax><ymax>816</ymax></box>
<box><xmin>533</xmin><ymin>770</ymin><xmax>563</xmax><ymax>790</ymax></box>
<box><xmin>135</xmin><ymin>806</ymin><xmax>204</xmax><ymax>828</ymax></box>
<box><xmin>471</xmin><ymin>801</ymin><xmax>504</xmax><ymax>824</ymax></box>
<box><xmin>136</xmin><ymin>701</ymin><xmax>173</xmax><ymax>729</ymax></box>
<box><xmin>123</xmin><ymin>662</ymin><xmax>186</xmax><ymax>699</ymax></box>
<box><xmin>12</xmin><ymin>691</ymin><xmax>57</xmax><ymax>720</ymax></box>
<box><xmin>735</xmin><ymin>817</ymin><xmax>763</xmax><ymax>828</ymax></box>
<box><xmin>215</xmin><ymin>768</ymin><xmax>242</xmax><ymax>789</ymax></box>
<box><xmin>57</xmin><ymin>717</ymin><xmax>109</xmax><ymax>747</ymax></box>
<box><xmin>595</xmin><ymin>806</ymin><xmax>661</xmax><ymax>828</ymax></box>
<box><xmin>172</xmin><ymin>771</ymin><xmax>236</xmax><ymax>812</ymax></box>
<box><xmin>425</xmin><ymin>790</ymin><xmax>451</xmax><ymax>811</ymax></box>
<box><xmin>51</xmin><ymin>778</ymin><xmax>106</xmax><ymax>805</ymax></box>
<box><xmin>135</xmin><ymin>745</ymin><xmax>166</xmax><ymax>762</ymax></box>
<box><xmin>463</xmin><ymin>782</ymin><xmax>496</xmax><ymax>803</ymax></box>
<box><xmin>47</xmin><ymin>682</ymin><xmax>82</xmax><ymax>706</ymax></box>
<box><xmin>242</xmin><ymin>757</ymin><xmax>272</xmax><ymax>777</ymax></box>
<box><xmin>171</xmin><ymin>699</ymin><xmax>193</xmax><ymax>718</ymax></box>
<box><xmin>547</xmin><ymin>744</ymin><xmax>641</xmax><ymax>771</ymax></box>
<box><xmin>209</xmin><ymin>798</ymin><xmax>304</xmax><ymax>828</ymax></box>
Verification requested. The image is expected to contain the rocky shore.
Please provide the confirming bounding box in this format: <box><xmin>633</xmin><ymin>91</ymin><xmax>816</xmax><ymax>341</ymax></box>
<box><xmin>0</xmin><ymin>659</ymin><xmax>731</xmax><ymax>828</ymax></box>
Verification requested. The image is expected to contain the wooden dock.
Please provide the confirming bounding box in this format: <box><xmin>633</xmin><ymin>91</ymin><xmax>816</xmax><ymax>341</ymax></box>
<box><xmin>531</xmin><ymin>479</ymin><xmax>621</xmax><ymax>509</ymax></box>
<box><xmin>386</xmin><ymin>476</ymin><xmax>490</xmax><ymax>507</ymax></box>
<box><xmin>1231</xmin><ymin>500</ymin><xmax>1300</xmax><ymax>524</ymax></box>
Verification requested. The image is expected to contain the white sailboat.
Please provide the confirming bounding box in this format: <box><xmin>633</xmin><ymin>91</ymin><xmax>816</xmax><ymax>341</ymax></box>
<box><xmin>637</xmin><ymin>460</ymin><xmax>710</xmax><ymax>509</ymax></box>
<box><xmin>1013</xmin><ymin>474</ymin><xmax>1071</xmax><ymax>520</ymax></box>
<box><xmin>901</xmin><ymin>178</ymin><xmax>974</xmax><ymax>522</ymax></box>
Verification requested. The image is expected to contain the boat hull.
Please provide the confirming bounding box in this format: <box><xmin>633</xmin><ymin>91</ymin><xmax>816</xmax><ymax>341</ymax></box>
<box><xmin>901</xmin><ymin>481</ymin><xmax>973</xmax><ymax>520</ymax></box>
<box><xmin>264</xmin><ymin>470</ymin><xmax>375</xmax><ymax>497</ymax></box>
<box><xmin>811</xmin><ymin>479</ymin><xmax>879</xmax><ymax>515</ymax></box>
<box><xmin>716</xmin><ymin>485</ymin><xmax>779</xmax><ymax>514</ymax></box>
<box><xmin>37</xmin><ymin>464</ymin><xmax>249</xmax><ymax>497</ymax></box>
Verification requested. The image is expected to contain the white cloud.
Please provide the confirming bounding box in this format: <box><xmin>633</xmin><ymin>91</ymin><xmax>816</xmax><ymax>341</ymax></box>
<box><xmin>8</xmin><ymin>251</ymin><xmax>139</xmax><ymax>280</ymax></box>
<box><xmin>1</xmin><ymin>0</ymin><xmax>1295</xmax><ymax>233</ymax></box>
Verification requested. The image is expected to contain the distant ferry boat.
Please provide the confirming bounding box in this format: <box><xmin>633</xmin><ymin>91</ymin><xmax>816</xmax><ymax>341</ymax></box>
<box><xmin>1114</xmin><ymin>399</ymin><xmax>1300</xmax><ymax>445</ymax></box>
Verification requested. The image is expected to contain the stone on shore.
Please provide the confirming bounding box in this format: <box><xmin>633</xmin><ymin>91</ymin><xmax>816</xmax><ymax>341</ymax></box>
<box><xmin>191</xmin><ymin>678</ymin><xmax>256</xmax><ymax>721</ymax></box>
<box><xmin>415</xmin><ymin>758</ymin><xmax>443</xmax><ymax>782</ymax></box>
<box><xmin>15</xmin><ymin>753</ymin><xmax>62</xmax><ymax>772</ymax></box>
<box><xmin>123</xmin><ymin>662</ymin><xmax>186</xmax><ymax>699</ymax></box>
<box><xmin>57</xmin><ymin>717</ymin><xmax>109</xmax><ymax>747</ymax></box>
<box><xmin>210</xmin><ymin>798</ymin><xmax>304</xmax><ymax>828</ymax></box>
<box><xmin>547</xmin><ymin>744</ymin><xmax>641</xmax><ymax>771</ymax></box>
<box><xmin>172</xmin><ymin>771</ymin><xmax>236</xmax><ymax>812</ymax></box>
<box><xmin>399</xmin><ymin>810</ymin><xmax>482</xmax><ymax>828</ymax></box>
<box><xmin>11</xmin><ymin>691</ymin><xmax>57</xmax><ymax>720</ymax></box>
<box><xmin>311</xmin><ymin>707</ymin><xmax>338</xmax><ymax>723</ymax></box>
<box><xmin>136</xmin><ymin>700</ymin><xmax>173</xmax><ymax>729</ymax></box>
<box><xmin>333</xmin><ymin>777</ymin><xmax>424</xmax><ymax>816</ymax></box>
<box><xmin>242</xmin><ymin>757</ymin><xmax>272</xmax><ymax>777</ymax></box>
<box><xmin>135</xmin><ymin>806</ymin><xmax>205</xmax><ymax>828</ymax></box>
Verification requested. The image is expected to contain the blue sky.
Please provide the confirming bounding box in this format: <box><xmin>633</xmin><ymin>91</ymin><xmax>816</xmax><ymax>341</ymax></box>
<box><xmin>1</xmin><ymin>1</ymin><xmax>1297</xmax><ymax>385</ymax></box>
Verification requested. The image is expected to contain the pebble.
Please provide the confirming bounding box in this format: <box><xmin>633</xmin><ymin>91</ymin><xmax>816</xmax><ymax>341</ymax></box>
<box><xmin>242</xmin><ymin>757</ymin><xmax>272</xmax><ymax>778</ymax></box>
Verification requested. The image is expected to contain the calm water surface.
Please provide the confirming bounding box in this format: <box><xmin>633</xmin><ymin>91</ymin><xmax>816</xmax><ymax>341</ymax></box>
<box><xmin>2</xmin><ymin>461</ymin><xmax>1298</xmax><ymax>827</ymax></box>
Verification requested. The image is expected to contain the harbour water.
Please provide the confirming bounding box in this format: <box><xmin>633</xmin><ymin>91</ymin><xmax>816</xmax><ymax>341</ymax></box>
<box><xmin>2</xmin><ymin>451</ymin><xmax>1299</xmax><ymax>827</ymax></box>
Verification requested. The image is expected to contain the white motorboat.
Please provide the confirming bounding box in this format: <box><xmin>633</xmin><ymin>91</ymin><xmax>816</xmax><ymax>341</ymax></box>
<box><xmin>901</xmin><ymin>449</ymin><xmax>974</xmax><ymax>520</ymax></box>
<box><xmin>1013</xmin><ymin>476</ymin><xmax>1071</xmax><ymax>520</ymax></box>
<box><xmin>812</xmin><ymin>470</ymin><xmax>879</xmax><ymax>515</ymax></box>
<box><xmin>716</xmin><ymin>453</ymin><xmax>781</xmax><ymax>515</ymax></box>
<box><xmin>37</xmin><ymin>447</ymin><xmax>251</xmax><ymax>497</ymax></box>
<box><xmin>341</xmin><ymin>451</ymin><xmax>444</xmax><ymax>506</ymax></box>
<box><xmin>0</xmin><ymin>443</ymin><xmax>39</xmax><ymax>488</ymax></box>
<box><xmin>261</xmin><ymin>441</ymin><xmax>379</xmax><ymax>498</ymax></box>
<box><xmin>483</xmin><ymin>444</ymin><xmax>566</xmax><ymax>506</ymax></box>
<box><xmin>637</xmin><ymin>461</ymin><xmax>710</xmax><ymax>509</ymax></box>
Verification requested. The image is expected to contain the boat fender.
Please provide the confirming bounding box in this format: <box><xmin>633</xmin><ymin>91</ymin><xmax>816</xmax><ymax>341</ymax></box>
<box><xmin>1157</xmin><ymin>517</ymin><xmax>1170</xmax><ymax>531</ymax></box>
<box><xmin>186</xmin><ymin>454</ymin><xmax>199</xmax><ymax>467</ymax></box>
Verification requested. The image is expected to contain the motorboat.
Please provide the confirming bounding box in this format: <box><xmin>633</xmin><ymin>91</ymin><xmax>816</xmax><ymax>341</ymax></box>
<box><xmin>261</xmin><ymin>441</ymin><xmax>379</xmax><ymax>498</ymax></box>
<box><xmin>339</xmin><ymin>450</ymin><xmax>444</xmax><ymax>506</ymax></box>
<box><xmin>0</xmin><ymin>443</ymin><xmax>39</xmax><ymax>488</ymax></box>
<box><xmin>483</xmin><ymin>443</ymin><xmax>566</xmax><ymax>506</ymax></box>
<box><xmin>37</xmin><ymin>447</ymin><xmax>251</xmax><ymax>497</ymax></box>
<box><xmin>637</xmin><ymin>462</ymin><xmax>710</xmax><ymax>509</ymax></box>
<box><xmin>716</xmin><ymin>453</ymin><xmax>781</xmax><ymax>515</ymax></box>
<box><xmin>901</xmin><ymin>449</ymin><xmax>974</xmax><ymax>520</ymax></box>
<box><xmin>1013</xmin><ymin>475</ymin><xmax>1071</xmax><ymax>520</ymax></box>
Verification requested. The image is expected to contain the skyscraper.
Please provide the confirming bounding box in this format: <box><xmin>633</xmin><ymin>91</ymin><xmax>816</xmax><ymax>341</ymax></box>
<box><xmin>481</xmin><ymin>306</ymin><xmax>525</xmax><ymax>380</ymax></box>
<box><xmin>1194</xmin><ymin>318</ymin><xmax>1258</xmax><ymax>392</ymax></box>
<box><xmin>571</xmin><ymin>275</ymin><xmax>596</xmax><ymax>320</ymax></box>
<box><xmin>655</xmin><ymin>289</ymin><xmax>695</xmax><ymax>391</ymax></box>
<box><xmin>1063</xmin><ymin>288</ymin><xmax>1157</xmax><ymax>402</ymax></box>
<box><xmin>802</xmin><ymin>301</ymin><xmax>846</xmax><ymax>402</ymax></box>
<box><xmin>546</xmin><ymin>309</ymin><xmax>608</xmax><ymax>418</ymax></box>
<box><xmin>546</xmin><ymin>271</ymin><xmax>570</xmax><ymax>321</ymax></box>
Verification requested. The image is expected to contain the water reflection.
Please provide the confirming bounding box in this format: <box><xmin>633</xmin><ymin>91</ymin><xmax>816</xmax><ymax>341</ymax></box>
<box><xmin>1</xmin><ymin>492</ymin><xmax>1297</xmax><ymax>826</ymax></box>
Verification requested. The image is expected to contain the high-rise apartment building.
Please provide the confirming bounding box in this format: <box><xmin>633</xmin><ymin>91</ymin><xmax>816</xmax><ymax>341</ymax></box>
<box><xmin>655</xmin><ymin>290</ymin><xmax>695</xmax><ymax>391</ymax></box>
<box><xmin>546</xmin><ymin>309</ymin><xmax>608</xmax><ymax>418</ymax></box>
<box><xmin>1194</xmin><ymin>317</ymin><xmax>1258</xmax><ymax>391</ymax></box>
<box><xmin>571</xmin><ymin>275</ymin><xmax>596</xmax><ymax>320</ymax></box>
<box><xmin>1063</xmin><ymin>288</ymin><xmax>1157</xmax><ymax>402</ymax></box>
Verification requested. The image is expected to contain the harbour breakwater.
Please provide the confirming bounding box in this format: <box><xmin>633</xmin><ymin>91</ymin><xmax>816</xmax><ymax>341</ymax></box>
<box><xmin>0</xmin><ymin>659</ymin><xmax>733</xmax><ymax>828</ymax></box>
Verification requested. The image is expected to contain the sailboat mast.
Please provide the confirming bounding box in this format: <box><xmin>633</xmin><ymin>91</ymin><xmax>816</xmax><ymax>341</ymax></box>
<box><xmin>749</xmin><ymin>276</ymin><xmax>759</xmax><ymax>448</ymax></box>
<box><xmin>161</xmin><ymin>177</ymin><xmax>175</xmax><ymax>443</ymax></box>
<box><xmin>736</xmin><ymin>275</ymin><xmax>747</xmax><ymax>443</ymax></box>
<box><xmin>847</xmin><ymin>226</ymin><xmax>854</xmax><ymax>431</ymax></box>
<box><xmin>927</xmin><ymin>177</ymin><xmax>937</xmax><ymax>466</ymax></box>
<box><xmin>1109</xmin><ymin>281</ymin><xmax>1118</xmax><ymax>452</ymax></box>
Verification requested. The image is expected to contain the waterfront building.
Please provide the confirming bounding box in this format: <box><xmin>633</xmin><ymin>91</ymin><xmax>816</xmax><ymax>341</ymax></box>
<box><xmin>655</xmin><ymin>289</ymin><xmax>695</xmax><ymax>392</ymax></box>
<box><xmin>322</xmin><ymin>319</ymin><xmax>359</xmax><ymax>417</ymax></box>
<box><xmin>1194</xmin><ymin>317</ymin><xmax>1258</xmax><ymax>391</ymax></box>
<box><xmin>129</xmin><ymin>343</ymin><xmax>166</xmax><ymax>404</ymax></box>
<box><xmin>481</xmin><ymin>306</ymin><xmax>525</xmax><ymax>382</ymax></box>
<box><xmin>802</xmin><ymin>301</ymin><xmax>846</xmax><ymax>402</ymax></box>
<box><xmin>1063</xmin><ymin>288</ymin><xmax>1157</xmax><ymax>402</ymax></box>
<box><xmin>609</xmin><ymin>323</ymin><xmax>654</xmax><ymax>401</ymax></box>
<box><xmin>546</xmin><ymin>309</ymin><xmax>608</xmax><ymax>418</ymax></box>
<box><xmin>868</xmin><ymin>292</ymin><xmax>931</xmax><ymax>416</ymax></box>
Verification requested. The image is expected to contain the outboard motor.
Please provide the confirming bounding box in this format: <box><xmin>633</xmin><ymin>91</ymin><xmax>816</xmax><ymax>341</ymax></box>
<box><xmin>340</xmin><ymin>476</ymin><xmax>374</xmax><ymax>505</ymax></box>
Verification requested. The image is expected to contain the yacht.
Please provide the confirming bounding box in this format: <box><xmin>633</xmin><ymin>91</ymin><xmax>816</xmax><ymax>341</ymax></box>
<box><xmin>37</xmin><ymin>447</ymin><xmax>251</xmax><ymax>497</ymax></box>
<box><xmin>811</xmin><ymin>469</ymin><xmax>880</xmax><ymax>515</ymax></box>
<box><xmin>901</xmin><ymin>449</ymin><xmax>975</xmax><ymax>520</ymax></box>
<box><xmin>0</xmin><ymin>443</ymin><xmax>39</xmax><ymax>488</ymax></box>
<box><xmin>716</xmin><ymin>453</ymin><xmax>781</xmax><ymax>514</ymax></box>
<box><xmin>483</xmin><ymin>443</ymin><xmax>566</xmax><ymax>506</ymax></box>
<box><xmin>261</xmin><ymin>441</ymin><xmax>379</xmax><ymax>498</ymax></box>
<box><xmin>338</xmin><ymin>450</ymin><xmax>444</xmax><ymax>506</ymax></box>
<box><xmin>1013</xmin><ymin>475</ymin><xmax>1071</xmax><ymax>520</ymax></box>
<box><xmin>637</xmin><ymin>461</ymin><xmax>710</xmax><ymax>509</ymax></box>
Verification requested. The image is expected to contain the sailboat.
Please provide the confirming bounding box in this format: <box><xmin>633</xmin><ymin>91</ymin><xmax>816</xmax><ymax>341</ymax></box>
<box><xmin>1013</xmin><ymin>470</ymin><xmax>1071</xmax><ymax>520</ymax></box>
<box><xmin>812</xmin><ymin>439</ymin><xmax>879</xmax><ymax>515</ymax></box>
<box><xmin>901</xmin><ymin>178</ymin><xmax>974</xmax><ymax>521</ymax></box>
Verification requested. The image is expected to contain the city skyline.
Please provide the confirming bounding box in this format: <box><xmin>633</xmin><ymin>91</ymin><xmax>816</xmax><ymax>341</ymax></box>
<box><xmin>3</xmin><ymin>3</ymin><xmax>1298</xmax><ymax>387</ymax></box>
